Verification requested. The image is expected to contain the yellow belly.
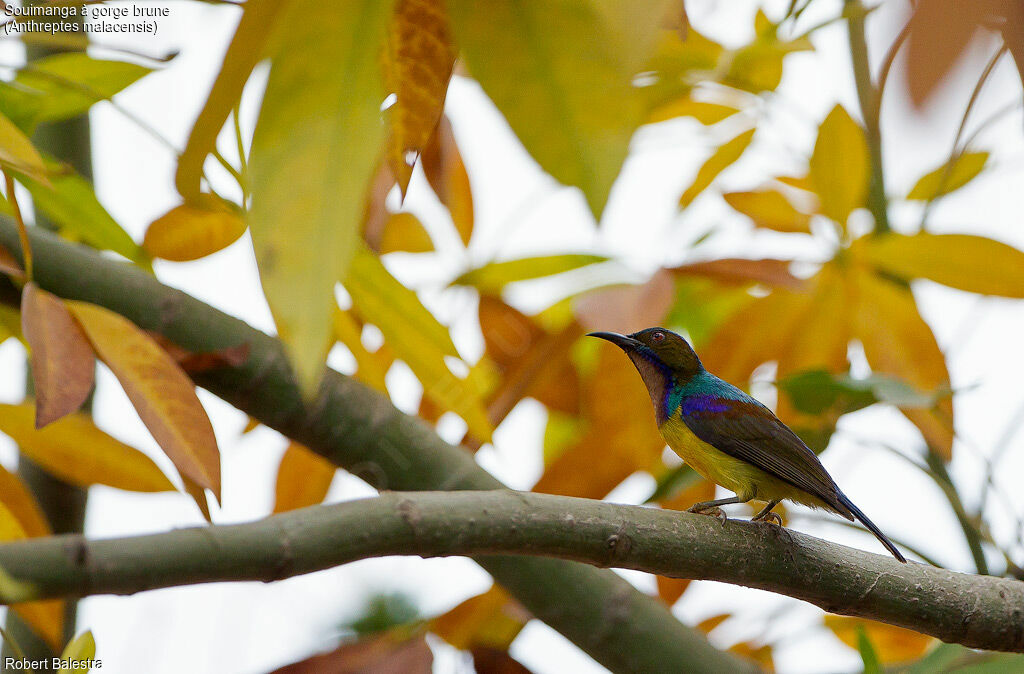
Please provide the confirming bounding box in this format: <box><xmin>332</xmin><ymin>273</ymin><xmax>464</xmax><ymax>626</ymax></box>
<box><xmin>659</xmin><ymin>411</ymin><xmax>829</xmax><ymax>509</ymax></box>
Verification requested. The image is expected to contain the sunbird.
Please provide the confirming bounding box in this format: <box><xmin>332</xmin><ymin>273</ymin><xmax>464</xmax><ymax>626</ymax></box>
<box><xmin>589</xmin><ymin>327</ymin><xmax>907</xmax><ymax>563</ymax></box>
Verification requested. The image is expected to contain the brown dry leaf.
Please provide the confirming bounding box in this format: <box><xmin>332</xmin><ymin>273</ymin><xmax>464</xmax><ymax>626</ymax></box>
<box><xmin>479</xmin><ymin>296</ymin><xmax>581</xmax><ymax>417</ymax></box>
<box><xmin>679</xmin><ymin>128</ymin><xmax>755</xmax><ymax>207</ymax></box>
<box><xmin>431</xmin><ymin>585</ymin><xmax>530</xmax><ymax>652</ymax></box>
<box><xmin>383</xmin><ymin>0</ymin><xmax>457</xmax><ymax>196</ymax></box>
<box><xmin>422</xmin><ymin>116</ymin><xmax>474</xmax><ymax>246</ymax></box>
<box><xmin>851</xmin><ymin>269</ymin><xmax>954</xmax><ymax>459</ymax></box>
<box><xmin>0</xmin><ymin>402</ymin><xmax>176</xmax><ymax>492</ymax></box>
<box><xmin>147</xmin><ymin>332</ymin><xmax>251</xmax><ymax>375</ymax></box>
<box><xmin>857</xmin><ymin>232</ymin><xmax>1024</xmax><ymax>298</ymax></box>
<box><xmin>0</xmin><ymin>464</ymin><xmax>50</xmax><ymax>537</ymax></box>
<box><xmin>182</xmin><ymin>474</ymin><xmax>213</xmax><ymax>523</ymax></box>
<box><xmin>66</xmin><ymin>301</ymin><xmax>222</xmax><ymax>496</ymax></box>
<box><xmin>470</xmin><ymin>647</ymin><xmax>535</xmax><ymax>674</ymax></box>
<box><xmin>670</xmin><ymin>258</ymin><xmax>805</xmax><ymax>290</ymax></box>
<box><xmin>143</xmin><ymin>194</ymin><xmax>247</xmax><ymax>262</ymax></box>
<box><xmin>533</xmin><ymin>344</ymin><xmax>667</xmax><ymax>498</ymax></box>
<box><xmin>574</xmin><ymin>268</ymin><xmax>675</xmax><ymax>335</ymax></box>
<box><xmin>379</xmin><ymin>212</ymin><xmax>434</xmax><ymax>254</ymax></box>
<box><xmin>273</xmin><ymin>442</ymin><xmax>336</xmax><ymax>513</ymax></box>
<box><xmin>825</xmin><ymin>615</ymin><xmax>934</xmax><ymax>664</ymax></box>
<box><xmin>21</xmin><ymin>283</ymin><xmax>95</xmax><ymax>428</ymax></box>
<box><xmin>809</xmin><ymin>105</ymin><xmax>869</xmax><ymax>227</ymax></box>
<box><xmin>270</xmin><ymin>632</ymin><xmax>433</xmax><ymax>674</ymax></box>
<box><xmin>723</xmin><ymin>189</ymin><xmax>812</xmax><ymax>234</ymax></box>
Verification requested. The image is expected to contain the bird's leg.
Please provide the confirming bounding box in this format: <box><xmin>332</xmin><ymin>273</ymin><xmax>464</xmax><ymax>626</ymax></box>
<box><xmin>751</xmin><ymin>500</ymin><xmax>782</xmax><ymax>526</ymax></box>
<box><xmin>687</xmin><ymin>496</ymin><xmax>744</xmax><ymax>525</ymax></box>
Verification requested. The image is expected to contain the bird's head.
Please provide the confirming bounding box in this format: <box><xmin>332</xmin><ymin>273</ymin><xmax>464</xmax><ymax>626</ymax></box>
<box><xmin>588</xmin><ymin>328</ymin><xmax>703</xmax><ymax>420</ymax></box>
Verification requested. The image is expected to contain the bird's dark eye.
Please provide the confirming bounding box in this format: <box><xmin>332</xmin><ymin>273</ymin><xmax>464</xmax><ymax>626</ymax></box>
<box><xmin>651</xmin><ymin>331</ymin><xmax>665</xmax><ymax>343</ymax></box>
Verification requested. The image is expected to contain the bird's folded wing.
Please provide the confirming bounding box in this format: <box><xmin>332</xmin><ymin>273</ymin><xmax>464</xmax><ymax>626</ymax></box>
<box><xmin>681</xmin><ymin>397</ymin><xmax>848</xmax><ymax>514</ymax></box>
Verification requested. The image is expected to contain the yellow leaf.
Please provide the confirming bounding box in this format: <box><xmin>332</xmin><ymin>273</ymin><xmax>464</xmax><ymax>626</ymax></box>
<box><xmin>0</xmin><ymin>500</ymin><xmax>27</xmax><ymax>541</ymax></box>
<box><xmin>422</xmin><ymin>117</ymin><xmax>473</xmax><ymax>246</ymax></box>
<box><xmin>825</xmin><ymin>616</ymin><xmax>933</xmax><ymax>664</ymax></box>
<box><xmin>729</xmin><ymin>641</ymin><xmax>775</xmax><ymax>672</ymax></box>
<box><xmin>176</xmin><ymin>0</ymin><xmax>284</xmax><ymax>201</ymax></box>
<box><xmin>0</xmin><ymin>463</ymin><xmax>50</xmax><ymax>538</ymax></box>
<box><xmin>66</xmin><ymin>301</ymin><xmax>221</xmax><ymax>495</ymax></box>
<box><xmin>347</xmin><ymin>250</ymin><xmax>492</xmax><ymax>441</ymax></box>
<box><xmin>649</xmin><ymin>97</ymin><xmax>739</xmax><ymax>125</ymax></box>
<box><xmin>249</xmin><ymin>0</ymin><xmax>395</xmax><ymax>394</ymax></box>
<box><xmin>906</xmin><ymin>152</ymin><xmax>988</xmax><ymax>201</ymax></box>
<box><xmin>379</xmin><ymin>212</ymin><xmax>434</xmax><ymax>254</ymax></box>
<box><xmin>858</xmin><ymin>232</ymin><xmax>1024</xmax><ymax>298</ymax></box>
<box><xmin>590</xmin><ymin>0</ymin><xmax>682</xmax><ymax>74</ymax></box>
<box><xmin>679</xmin><ymin>128</ymin><xmax>755</xmax><ymax>207</ymax></box>
<box><xmin>58</xmin><ymin>630</ymin><xmax>96</xmax><ymax>674</ymax></box>
<box><xmin>143</xmin><ymin>194</ymin><xmax>247</xmax><ymax>261</ymax></box>
<box><xmin>21</xmin><ymin>283</ymin><xmax>95</xmax><ymax>428</ymax></box>
<box><xmin>0</xmin><ymin>403</ymin><xmax>176</xmax><ymax>492</ymax></box>
<box><xmin>851</xmin><ymin>269</ymin><xmax>954</xmax><ymax>458</ymax></box>
<box><xmin>723</xmin><ymin>189</ymin><xmax>812</xmax><ymax>233</ymax></box>
<box><xmin>809</xmin><ymin>105</ymin><xmax>869</xmax><ymax>226</ymax></box>
<box><xmin>431</xmin><ymin>586</ymin><xmax>529</xmax><ymax>651</ymax></box>
<box><xmin>383</xmin><ymin>0</ymin><xmax>457</xmax><ymax>195</ymax></box>
<box><xmin>273</xmin><ymin>442</ymin><xmax>336</xmax><ymax>513</ymax></box>
<box><xmin>332</xmin><ymin>309</ymin><xmax>391</xmax><ymax>392</ymax></box>
<box><xmin>0</xmin><ymin>110</ymin><xmax>47</xmax><ymax>183</ymax></box>
<box><xmin>447</xmin><ymin>0</ymin><xmax>643</xmax><ymax>220</ymax></box>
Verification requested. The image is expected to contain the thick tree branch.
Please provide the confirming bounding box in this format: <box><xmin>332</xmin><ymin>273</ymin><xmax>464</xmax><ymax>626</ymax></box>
<box><xmin>0</xmin><ymin>221</ymin><xmax>750</xmax><ymax>674</ymax></box>
<box><xmin>0</xmin><ymin>491</ymin><xmax>1021</xmax><ymax>653</ymax></box>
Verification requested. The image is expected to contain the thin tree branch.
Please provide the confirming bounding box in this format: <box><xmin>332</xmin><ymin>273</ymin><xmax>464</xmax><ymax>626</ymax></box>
<box><xmin>0</xmin><ymin>491</ymin><xmax>1021</xmax><ymax>653</ymax></box>
<box><xmin>0</xmin><ymin>220</ymin><xmax>749</xmax><ymax>674</ymax></box>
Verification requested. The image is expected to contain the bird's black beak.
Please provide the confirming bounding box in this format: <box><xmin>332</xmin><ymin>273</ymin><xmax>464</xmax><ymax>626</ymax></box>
<box><xmin>587</xmin><ymin>331</ymin><xmax>642</xmax><ymax>352</ymax></box>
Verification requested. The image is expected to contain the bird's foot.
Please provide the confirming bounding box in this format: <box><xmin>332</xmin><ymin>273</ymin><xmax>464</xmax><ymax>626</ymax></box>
<box><xmin>688</xmin><ymin>505</ymin><xmax>728</xmax><ymax>526</ymax></box>
<box><xmin>752</xmin><ymin>511</ymin><xmax>783</xmax><ymax>527</ymax></box>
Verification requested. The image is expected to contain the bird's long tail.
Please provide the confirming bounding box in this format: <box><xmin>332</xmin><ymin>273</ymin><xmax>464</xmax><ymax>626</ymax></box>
<box><xmin>836</xmin><ymin>493</ymin><xmax>907</xmax><ymax>563</ymax></box>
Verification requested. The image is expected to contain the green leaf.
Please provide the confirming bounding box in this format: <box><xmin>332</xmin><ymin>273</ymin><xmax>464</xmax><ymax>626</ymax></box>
<box><xmin>645</xmin><ymin>463</ymin><xmax>701</xmax><ymax>504</ymax></box>
<box><xmin>58</xmin><ymin>630</ymin><xmax>96</xmax><ymax>673</ymax></box>
<box><xmin>15</xmin><ymin>154</ymin><xmax>146</xmax><ymax>264</ymax></box>
<box><xmin>775</xmin><ymin>369</ymin><xmax>935</xmax><ymax>417</ymax></box>
<box><xmin>857</xmin><ymin>625</ymin><xmax>882</xmax><ymax>674</ymax></box>
<box><xmin>447</xmin><ymin>0</ymin><xmax>643</xmax><ymax>220</ymax></box>
<box><xmin>679</xmin><ymin>128</ymin><xmax>755</xmax><ymax>207</ymax></box>
<box><xmin>453</xmin><ymin>254</ymin><xmax>609</xmax><ymax>294</ymax></box>
<box><xmin>248</xmin><ymin>0</ymin><xmax>395</xmax><ymax>394</ymax></box>
<box><xmin>0</xmin><ymin>53</ymin><xmax>150</xmax><ymax>131</ymax></box>
<box><xmin>906</xmin><ymin>152</ymin><xmax>989</xmax><ymax>201</ymax></box>
<box><xmin>0</xmin><ymin>111</ymin><xmax>47</xmax><ymax>182</ymax></box>
<box><xmin>809</xmin><ymin>105</ymin><xmax>869</xmax><ymax>226</ymax></box>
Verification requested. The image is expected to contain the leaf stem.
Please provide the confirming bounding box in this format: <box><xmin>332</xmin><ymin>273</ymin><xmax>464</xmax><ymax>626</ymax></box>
<box><xmin>925</xmin><ymin>451</ymin><xmax>990</xmax><ymax>575</ymax></box>
<box><xmin>845</xmin><ymin>0</ymin><xmax>890</xmax><ymax>234</ymax></box>
<box><xmin>4</xmin><ymin>173</ymin><xmax>32</xmax><ymax>281</ymax></box>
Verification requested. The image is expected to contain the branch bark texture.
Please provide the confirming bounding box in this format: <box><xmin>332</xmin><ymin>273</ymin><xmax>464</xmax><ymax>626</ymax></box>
<box><xmin>0</xmin><ymin>221</ymin><xmax>749</xmax><ymax>673</ymax></box>
<box><xmin>0</xmin><ymin>491</ymin><xmax>1021</xmax><ymax>653</ymax></box>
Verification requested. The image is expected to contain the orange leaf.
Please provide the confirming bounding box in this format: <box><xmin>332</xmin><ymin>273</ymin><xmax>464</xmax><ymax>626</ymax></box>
<box><xmin>383</xmin><ymin>0</ymin><xmax>457</xmax><ymax>196</ymax></box>
<box><xmin>21</xmin><ymin>282</ymin><xmax>95</xmax><ymax>428</ymax></box>
<box><xmin>851</xmin><ymin>269</ymin><xmax>954</xmax><ymax>458</ymax></box>
<box><xmin>679</xmin><ymin>128</ymin><xmax>755</xmax><ymax>207</ymax></box>
<box><xmin>422</xmin><ymin>116</ymin><xmax>473</xmax><ymax>246</ymax></box>
<box><xmin>723</xmin><ymin>189</ymin><xmax>812</xmax><ymax>233</ymax></box>
<box><xmin>825</xmin><ymin>616</ymin><xmax>934</xmax><ymax>664</ymax></box>
<box><xmin>66</xmin><ymin>301</ymin><xmax>222</xmax><ymax>496</ymax></box>
<box><xmin>379</xmin><ymin>212</ymin><xmax>434</xmax><ymax>254</ymax></box>
<box><xmin>670</xmin><ymin>258</ymin><xmax>805</xmax><ymax>290</ymax></box>
<box><xmin>11</xmin><ymin>599</ymin><xmax>64</xmax><ymax>653</ymax></box>
<box><xmin>143</xmin><ymin>194</ymin><xmax>247</xmax><ymax>261</ymax></box>
<box><xmin>809</xmin><ymin>105</ymin><xmax>869</xmax><ymax>227</ymax></box>
<box><xmin>333</xmin><ymin>309</ymin><xmax>391</xmax><ymax>392</ymax></box>
<box><xmin>270</xmin><ymin>632</ymin><xmax>433</xmax><ymax>674</ymax></box>
<box><xmin>431</xmin><ymin>585</ymin><xmax>529</xmax><ymax>651</ymax></box>
<box><xmin>273</xmin><ymin>442</ymin><xmax>336</xmax><ymax>513</ymax></box>
<box><xmin>0</xmin><ymin>242</ymin><xmax>24</xmax><ymax>279</ymax></box>
<box><xmin>0</xmin><ymin>463</ymin><xmax>50</xmax><ymax>538</ymax></box>
<box><xmin>182</xmin><ymin>474</ymin><xmax>213</xmax><ymax>523</ymax></box>
<box><xmin>574</xmin><ymin>269</ymin><xmax>675</xmax><ymax>335</ymax></box>
<box><xmin>0</xmin><ymin>402</ymin><xmax>176</xmax><ymax>492</ymax></box>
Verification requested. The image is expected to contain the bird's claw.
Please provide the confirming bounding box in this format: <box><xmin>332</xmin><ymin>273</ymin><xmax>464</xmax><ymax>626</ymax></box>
<box><xmin>753</xmin><ymin>511</ymin><xmax>783</xmax><ymax>527</ymax></box>
<box><xmin>688</xmin><ymin>505</ymin><xmax>728</xmax><ymax>526</ymax></box>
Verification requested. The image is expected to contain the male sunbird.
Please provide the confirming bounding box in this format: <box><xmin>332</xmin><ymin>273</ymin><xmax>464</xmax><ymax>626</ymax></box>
<box><xmin>589</xmin><ymin>327</ymin><xmax>906</xmax><ymax>562</ymax></box>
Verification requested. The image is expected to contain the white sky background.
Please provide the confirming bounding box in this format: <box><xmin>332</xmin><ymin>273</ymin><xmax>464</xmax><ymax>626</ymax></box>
<box><xmin>0</xmin><ymin>0</ymin><xmax>1021</xmax><ymax>672</ymax></box>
